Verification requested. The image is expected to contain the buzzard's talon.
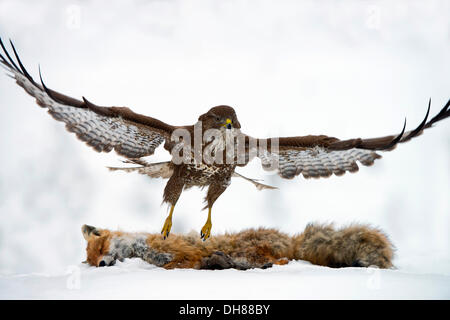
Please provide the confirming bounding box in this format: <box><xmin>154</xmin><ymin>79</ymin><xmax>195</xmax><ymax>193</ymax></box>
<box><xmin>200</xmin><ymin>221</ymin><xmax>212</xmax><ymax>241</ymax></box>
<box><xmin>161</xmin><ymin>205</ymin><xmax>174</xmax><ymax>240</ymax></box>
<box><xmin>200</xmin><ymin>207</ymin><xmax>213</xmax><ymax>241</ymax></box>
<box><xmin>161</xmin><ymin>217</ymin><xmax>172</xmax><ymax>239</ymax></box>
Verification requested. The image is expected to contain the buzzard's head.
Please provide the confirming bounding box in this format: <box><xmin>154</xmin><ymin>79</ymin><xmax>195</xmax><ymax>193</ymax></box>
<box><xmin>198</xmin><ymin>105</ymin><xmax>241</xmax><ymax>130</ymax></box>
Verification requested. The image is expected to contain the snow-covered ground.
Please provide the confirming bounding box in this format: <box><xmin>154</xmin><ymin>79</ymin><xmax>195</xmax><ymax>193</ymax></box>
<box><xmin>1</xmin><ymin>255</ymin><xmax>449</xmax><ymax>300</ymax></box>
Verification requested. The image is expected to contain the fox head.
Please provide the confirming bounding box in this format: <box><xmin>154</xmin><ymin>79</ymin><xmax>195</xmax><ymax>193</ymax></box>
<box><xmin>82</xmin><ymin>224</ymin><xmax>151</xmax><ymax>267</ymax></box>
<box><xmin>82</xmin><ymin>224</ymin><xmax>115</xmax><ymax>267</ymax></box>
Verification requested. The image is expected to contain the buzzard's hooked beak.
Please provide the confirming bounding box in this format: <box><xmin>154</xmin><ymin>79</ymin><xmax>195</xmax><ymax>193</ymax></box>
<box><xmin>223</xmin><ymin>118</ymin><xmax>232</xmax><ymax>130</ymax></box>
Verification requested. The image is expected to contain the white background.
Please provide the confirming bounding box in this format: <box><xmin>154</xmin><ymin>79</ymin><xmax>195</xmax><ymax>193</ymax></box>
<box><xmin>0</xmin><ymin>0</ymin><xmax>449</xmax><ymax>282</ymax></box>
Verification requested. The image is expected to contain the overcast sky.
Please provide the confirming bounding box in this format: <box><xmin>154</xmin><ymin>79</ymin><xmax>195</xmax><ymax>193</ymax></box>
<box><xmin>0</xmin><ymin>0</ymin><xmax>449</xmax><ymax>274</ymax></box>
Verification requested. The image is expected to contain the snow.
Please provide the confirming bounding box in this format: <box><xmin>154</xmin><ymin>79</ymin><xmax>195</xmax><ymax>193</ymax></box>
<box><xmin>1</xmin><ymin>255</ymin><xmax>449</xmax><ymax>300</ymax></box>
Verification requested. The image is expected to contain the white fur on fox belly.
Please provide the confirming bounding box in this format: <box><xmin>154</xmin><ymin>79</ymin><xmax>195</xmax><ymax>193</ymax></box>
<box><xmin>100</xmin><ymin>234</ymin><xmax>173</xmax><ymax>267</ymax></box>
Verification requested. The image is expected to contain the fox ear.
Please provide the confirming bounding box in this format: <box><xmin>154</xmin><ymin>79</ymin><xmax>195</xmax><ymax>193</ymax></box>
<box><xmin>82</xmin><ymin>224</ymin><xmax>101</xmax><ymax>241</ymax></box>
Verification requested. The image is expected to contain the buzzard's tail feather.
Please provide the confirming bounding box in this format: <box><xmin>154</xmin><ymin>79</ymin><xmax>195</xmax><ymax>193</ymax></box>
<box><xmin>232</xmin><ymin>172</ymin><xmax>277</xmax><ymax>190</ymax></box>
<box><xmin>107</xmin><ymin>160</ymin><xmax>173</xmax><ymax>179</ymax></box>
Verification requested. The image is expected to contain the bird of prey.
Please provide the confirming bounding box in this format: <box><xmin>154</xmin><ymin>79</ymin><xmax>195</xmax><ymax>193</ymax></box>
<box><xmin>1</xmin><ymin>38</ymin><xmax>449</xmax><ymax>240</ymax></box>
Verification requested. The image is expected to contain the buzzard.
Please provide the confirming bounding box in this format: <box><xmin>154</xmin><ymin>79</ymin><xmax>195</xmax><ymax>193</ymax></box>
<box><xmin>1</xmin><ymin>38</ymin><xmax>449</xmax><ymax>240</ymax></box>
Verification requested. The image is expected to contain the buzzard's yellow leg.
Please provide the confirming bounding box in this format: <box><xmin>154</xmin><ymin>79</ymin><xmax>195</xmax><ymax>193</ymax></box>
<box><xmin>161</xmin><ymin>205</ymin><xmax>175</xmax><ymax>240</ymax></box>
<box><xmin>200</xmin><ymin>207</ymin><xmax>213</xmax><ymax>241</ymax></box>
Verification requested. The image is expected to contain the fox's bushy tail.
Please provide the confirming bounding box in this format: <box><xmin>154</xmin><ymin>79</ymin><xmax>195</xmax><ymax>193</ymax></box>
<box><xmin>293</xmin><ymin>223</ymin><xmax>394</xmax><ymax>268</ymax></box>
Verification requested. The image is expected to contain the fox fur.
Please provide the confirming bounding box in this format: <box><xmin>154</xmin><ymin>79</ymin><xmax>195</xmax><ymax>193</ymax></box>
<box><xmin>82</xmin><ymin>223</ymin><xmax>394</xmax><ymax>270</ymax></box>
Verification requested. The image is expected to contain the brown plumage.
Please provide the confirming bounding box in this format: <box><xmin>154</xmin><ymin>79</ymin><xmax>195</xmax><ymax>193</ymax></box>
<box><xmin>1</xmin><ymin>38</ymin><xmax>449</xmax><ymax>240</ymax></box>
<box><xmin>81</xmin><ymin>223</ymin><xmax>394</xmax><ymax>269</ymax></box>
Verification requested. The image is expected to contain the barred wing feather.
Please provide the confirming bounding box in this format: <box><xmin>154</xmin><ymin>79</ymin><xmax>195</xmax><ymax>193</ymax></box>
<box><xmin>249</xmin><ymin>97</ymin><xmax>449</xmax><ymax>180</ymax></box>
<box><xmin>0</xmin><ymin>38</ymin><xmax>174</xmax><ymax>159</ymax></box>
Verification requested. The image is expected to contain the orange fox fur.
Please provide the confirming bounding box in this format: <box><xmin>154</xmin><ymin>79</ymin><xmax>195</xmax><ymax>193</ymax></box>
<box><xmin>82</xmin><ymin>223</ymin><xmax>394</xmax><ymax>270</ymax></box>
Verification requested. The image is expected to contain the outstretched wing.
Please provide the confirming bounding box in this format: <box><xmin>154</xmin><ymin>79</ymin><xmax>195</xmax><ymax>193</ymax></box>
<box><xmin>0</xmin><ymin>38</ymin><xmax>175</xmax><ymax>159</ymax></box>
<box><xmin>241</xmin><ymin>99</ymin><xmax>449</xmax><ymax>179</ymax></box>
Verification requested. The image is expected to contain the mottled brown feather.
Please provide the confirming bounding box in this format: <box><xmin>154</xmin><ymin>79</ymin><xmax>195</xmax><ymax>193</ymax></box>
<box><xmin>1</xmin><ymin>37</ymin><xmax>176</xmax><ymax>159</ymax></box>
<box><xmin>238</xmin><ymin>98</ymin><xmax>448</xmax><ymax>180</ymax></box>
